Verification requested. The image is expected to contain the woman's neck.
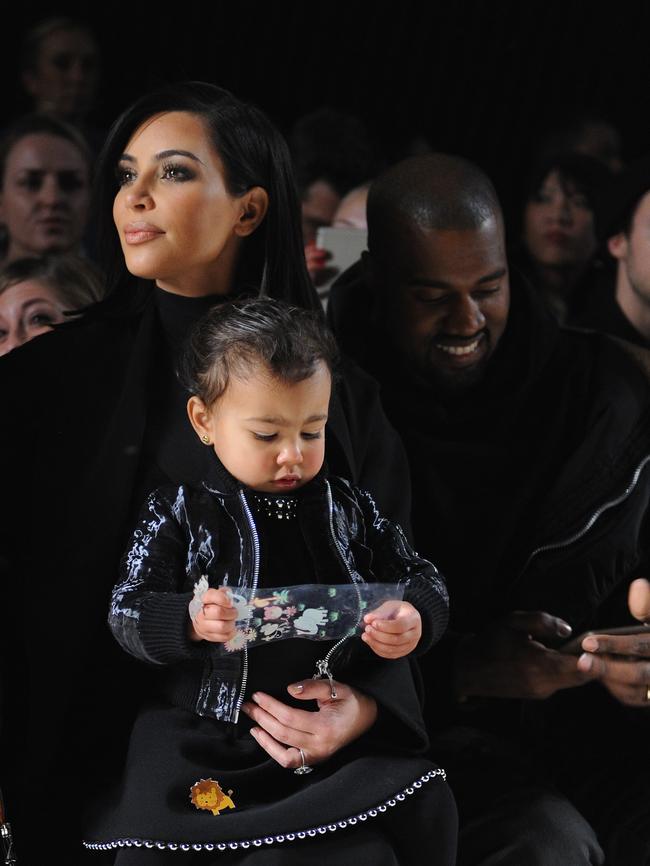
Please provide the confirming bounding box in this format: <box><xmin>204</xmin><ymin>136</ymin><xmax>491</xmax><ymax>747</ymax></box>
<box><xmin>533</xmin><ymin>260</ymin><xmax>581</xmax><ymax>298</ymax></box>
<box><xmin>529</xmin><ymin>260</ymin><xmax>585</xmax><ymax>324</ymax></box>
<box><xmin>155</xmin><ymin>241</ymin><xmax>241</xmax><ymax>298</ymax></box>
<box><xmin>155</xmin><ymin>273</ymin><xmax>231</xmax><ymax>298</ymax></box>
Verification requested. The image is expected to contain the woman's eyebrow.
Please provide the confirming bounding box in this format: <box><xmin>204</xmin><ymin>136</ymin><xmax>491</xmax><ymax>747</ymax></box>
<box><xmin>118</xmin><ymin>149</ymin><xmax>204</xmax><ymax>165</ymax></box>
<box><xmin>21</xmin><ymin>298</ymin><xmax>58</xmax><ymax>308</ymax></box>
<box><xmin>155</xmin><ymin>149</ymin><xmax>204</xmax><ymax>164</ymax></box>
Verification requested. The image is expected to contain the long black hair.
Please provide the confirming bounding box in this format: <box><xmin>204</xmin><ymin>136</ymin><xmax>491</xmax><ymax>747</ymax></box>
<box><xmin>93</xmin><ymin>81</ymin><xmax>316</xmax><ymax>312</ymax></box>
<box><xmin>524</xmin><ymin>152</ymin><xmax>612</xmax><ymax>213</ymax></box>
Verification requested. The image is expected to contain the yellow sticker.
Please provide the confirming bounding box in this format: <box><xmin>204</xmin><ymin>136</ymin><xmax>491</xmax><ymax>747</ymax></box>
<box><xmin>190</xmin><ymin>779</ymin><xmax>236</xmax><ymax>815</ymax></box>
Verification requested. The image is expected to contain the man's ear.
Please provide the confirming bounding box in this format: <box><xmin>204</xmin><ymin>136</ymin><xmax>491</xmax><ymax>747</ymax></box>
<box><xmin>187</xmin><ymin>396</ymin><xmax>213</xmax><ymax>443</ymax></box>
<box><xmin>234</xmin><ymin>186</ymin><xmax>269</xmax><ymax>238</ymax></box>
<box><xmin>608</xmin><ymin>232</ymin><xmax>628</xmax><ymax>262</ymax></box>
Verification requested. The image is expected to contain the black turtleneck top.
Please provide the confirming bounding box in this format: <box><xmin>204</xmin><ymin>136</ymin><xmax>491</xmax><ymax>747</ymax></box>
<box><xmin>131</xmin><ymin>287</ymin><xmax>230</xmax><ymax>515</ymax></box>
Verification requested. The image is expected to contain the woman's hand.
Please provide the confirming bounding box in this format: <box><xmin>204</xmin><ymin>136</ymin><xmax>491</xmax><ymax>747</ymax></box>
<box><xmin>188</xmin><ymin>587</ymin><xmax>237</xmax><ymax>642</ymax></box>
<box><xmin>241</xmin><ymin>679</ymin><xmax>378</xmax><ymax>770</ymax></box>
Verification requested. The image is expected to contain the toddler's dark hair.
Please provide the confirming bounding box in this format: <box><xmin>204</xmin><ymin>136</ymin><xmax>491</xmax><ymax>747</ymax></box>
<box><xmin>178</xmin><ymin>297</ymin><xmax>339</xmax><ymax>405</ymax></box>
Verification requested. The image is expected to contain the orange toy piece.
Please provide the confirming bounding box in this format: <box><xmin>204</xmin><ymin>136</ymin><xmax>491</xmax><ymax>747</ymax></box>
<box><xmin>189</xmin><ymin>779</ymin><xmax>236</xmax><ymax>815</ymax></box>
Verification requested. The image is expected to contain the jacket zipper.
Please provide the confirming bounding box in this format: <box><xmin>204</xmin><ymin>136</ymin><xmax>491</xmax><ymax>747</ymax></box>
<box><xmin>313</xmin><ymin>480</ymin><xmax>364</xmax><ymax>696</ymax></box>
<box><xmin>233</xmin><ymin>490</ymin><xmax>261</xmax><ymax>723</ymax></box>
<box><xmin>519</xmin><ymin>453</ymin><xmax>650</xmax><ymax>577</ymax></box>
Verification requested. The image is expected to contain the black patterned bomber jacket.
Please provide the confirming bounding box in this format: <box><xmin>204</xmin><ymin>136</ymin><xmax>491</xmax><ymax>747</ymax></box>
<box><xmin>109</xmin><ymin>460</ymin><xmax>449</xmax><ymax>724</ymax></box>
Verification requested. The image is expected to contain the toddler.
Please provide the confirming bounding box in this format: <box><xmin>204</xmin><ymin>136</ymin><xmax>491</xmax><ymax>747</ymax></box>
<box><xmin>85</xmin><ymin>298</ymin><xmax>452</xmax><ymax>864</ymax></box>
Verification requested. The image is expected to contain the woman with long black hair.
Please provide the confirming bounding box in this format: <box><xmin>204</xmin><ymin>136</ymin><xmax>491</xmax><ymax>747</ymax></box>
<box><xmin>0</xmin><ymin>82</ymin><xmax>453</xmax><ymax>864</ymax></box>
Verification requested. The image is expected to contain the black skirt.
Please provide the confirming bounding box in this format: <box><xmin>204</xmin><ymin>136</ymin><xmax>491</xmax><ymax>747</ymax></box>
<box><xmin>83</xmin><ymin>703</ymin><xmax>456</xmax><ymax>865</ymax></box>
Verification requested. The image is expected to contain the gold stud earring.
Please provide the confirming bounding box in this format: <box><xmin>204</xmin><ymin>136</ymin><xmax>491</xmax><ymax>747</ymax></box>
<box><xmin>201</xmin><ymin>435</ymin><xmax>210</xmax><ymax>445</ymax></box>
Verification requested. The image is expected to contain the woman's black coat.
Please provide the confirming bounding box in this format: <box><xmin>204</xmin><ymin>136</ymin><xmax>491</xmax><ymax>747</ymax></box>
<box><xmin>0</xmin><ymin>288</ymin><xmax>414</xmax><ymax>862</ymax></box>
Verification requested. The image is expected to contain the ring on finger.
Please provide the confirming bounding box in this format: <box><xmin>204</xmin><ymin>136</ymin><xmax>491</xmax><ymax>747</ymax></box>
<box><xmin>293</xmin><ymin>747</ymin><xmax>313</xmax><ymax>775</ymax></box>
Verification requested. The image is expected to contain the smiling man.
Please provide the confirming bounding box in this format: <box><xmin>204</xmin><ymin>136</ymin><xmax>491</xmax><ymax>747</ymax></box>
<box><xmin>368</xmin><ymin>217</ymin><xmax>509</xmax><ymax>393</ymax></box>
<box><xmin>330</xmin><ymin>154</ymin><xmax>511</xmax><ymax>394</ymax></box>
<box><xmin>329</xmin><ymin>154</ymin><xmax>650</xmax><ymax>866</ymax></box>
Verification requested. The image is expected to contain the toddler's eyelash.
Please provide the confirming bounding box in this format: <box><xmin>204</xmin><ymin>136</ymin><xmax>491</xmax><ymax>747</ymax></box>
<box><xmin>251</xmin><ymin>432</ymin><xmax>322</xmax><ymax>442</ymax></box>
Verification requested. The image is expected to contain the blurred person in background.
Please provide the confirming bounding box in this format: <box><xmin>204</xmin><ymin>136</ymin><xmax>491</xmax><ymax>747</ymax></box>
<box><xmin>306</xmin><ymin>183</ymin><xmax>371</xmax><ymax>301</ymax></box>
<box><xmin>571</xmin><ymin>155</ymin><xmax>650</xmax><ymax>348</ymax></box>
<box><xmin>0</xmin><ymin>114</ymin><xmax>92</xmax><ymax>264</ymax></box>
<box><xmin>290</xmin><ymin>109</ymin><xmax>378</xmax><ymax>283</ymax></box>
<box><xmin>332</xmin><ymin>182</ymin><xmax>370</xmax><ymax>230</ymax></box>
<box><xmin>20</xmin><ymin>17</ymin><xmax>100</xmax><ymax>127</ymax></box>
<box><xmin>0</xmin><ymin>254</ymin><xmax>103</xmax><ymax>355</ymax></box>
<box><xmin>516</xmin><ymin>153</ymin><xmax>611</xmax><ymax>322</ymax></box>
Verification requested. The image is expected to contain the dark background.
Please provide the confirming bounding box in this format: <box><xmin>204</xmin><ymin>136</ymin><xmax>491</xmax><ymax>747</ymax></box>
<box><xmin>4</xmin><ymin>1</ymin><xmax>650</xmax><ymax>220</ymax></box>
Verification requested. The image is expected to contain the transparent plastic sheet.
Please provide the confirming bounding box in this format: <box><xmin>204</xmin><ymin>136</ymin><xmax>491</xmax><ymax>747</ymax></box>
<box><xmin>189</xmin><ymin>579</ymin><xmax>404</xmax><ymax>652</ymax></box>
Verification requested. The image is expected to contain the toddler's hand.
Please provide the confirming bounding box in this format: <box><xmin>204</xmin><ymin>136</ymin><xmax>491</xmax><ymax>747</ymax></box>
<box><xmin>361</xmin><ymin>600</ymin><xmax>422</xmax><ymax>659</ymax></box>
<box><xmin>189</xmin><ymin>587</ymin><xmax>238</xmax><ymax>643</ymax></box>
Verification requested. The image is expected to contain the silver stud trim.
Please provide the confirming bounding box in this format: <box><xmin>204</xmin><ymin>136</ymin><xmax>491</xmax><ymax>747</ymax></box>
<box><xmin>250</xmin><ymin>493</ymin><xmax>299</xmax><ymax>521</ymax></box>
<box><xmin>82</xmin><ymin>768</ymin><xmax>447</xmax><ymax>852</ymax></box>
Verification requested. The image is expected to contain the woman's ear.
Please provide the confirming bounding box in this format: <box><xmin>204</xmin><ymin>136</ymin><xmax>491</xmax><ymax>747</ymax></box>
<box><xmin>234</xmin><ymin>186</ymin><xmax>269</xmax><ymax>237</ymax></box>
<box><xmin>187</xmin><ymin>396</ymin><xmax>213</xmax><ymax>444</ymax></box>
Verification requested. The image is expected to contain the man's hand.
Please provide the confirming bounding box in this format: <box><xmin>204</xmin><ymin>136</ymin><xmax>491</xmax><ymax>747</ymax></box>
<box><xmin>576</xmin><ymin>578</ymin><xmax>650</xmax><ymax>707</ymax></box>
<box><xmin>454</xmin><ymin>611</ymin><xmax>595</xmax><ymax>701</ymax></box>
<box><xmin>241</xmin><ymin>679</ymin><xmax>378</xmax><ymax>770</ymax></box>
<box><xmin>188</xmin><ymin>587</ymin><xmax>237</xmax><ymax>643</ymax></box>
<box><xmin>362</xmin><ymin>600</ymin><xmax>422</xmax><ymax>659</ymax></box>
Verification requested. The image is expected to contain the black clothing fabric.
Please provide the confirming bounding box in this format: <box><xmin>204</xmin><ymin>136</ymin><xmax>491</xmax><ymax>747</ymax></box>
<box><xmin>328</xmin><ymin>262</ymin><xmax>650</xmax><ymax>863</ymax></box>
<box><xmin>329</xmin><ymin>264</ymin><xmax>650</xmax><ymax>632</ymax></box>
<box><xmin>89</xmin><ymin>704</ymin><xmax>454</xmax><ymax>865</ymax></box>
<box><xmin>456</xmin><ymin>784</ymin><xmax>604</xmax><ymax>866</ymax></box>
<box><xmin>106</xmin><ymin>778</ymin><xmax>458</xmax><ymax>866</ymax></box>
<box><xmin>0</xmin><ymin>282</ymin><xmax>415</xmax><ymax>863</ymax></box>
<box><xmin>570</xmin><ymin>267</ymin><xmax>650</xmax><ymax>349</ymax></box>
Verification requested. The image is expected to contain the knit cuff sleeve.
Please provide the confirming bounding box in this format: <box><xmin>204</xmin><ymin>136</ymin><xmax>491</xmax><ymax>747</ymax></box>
<box><xmin>135</xmin><ymin>591</ymin><xmax>210</xmax><ymax>664</ymax></box>
<box><xmin>404</xmin><ymin>575</ymin><xmax>450</xmax><ymax>656</ymax></box>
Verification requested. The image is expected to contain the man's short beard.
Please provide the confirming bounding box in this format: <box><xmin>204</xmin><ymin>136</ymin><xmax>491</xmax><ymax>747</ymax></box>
<box><xmin>418</xmin><ymin>334</ymin><xmax>493</xmax><ymax>394</ymax></box>
<box><xmin>423</xmin><ymin>358</ymin><xmax>491</xmax><ymax>393</ymax></box>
